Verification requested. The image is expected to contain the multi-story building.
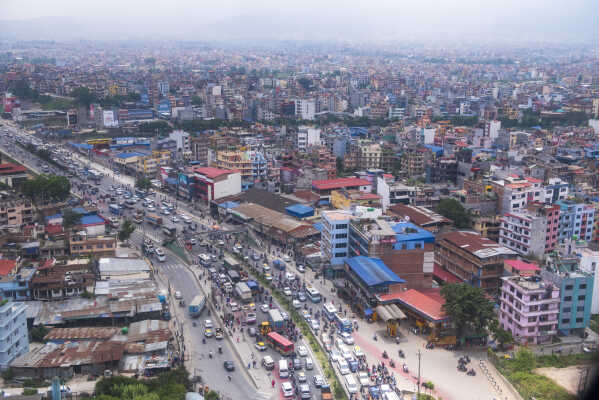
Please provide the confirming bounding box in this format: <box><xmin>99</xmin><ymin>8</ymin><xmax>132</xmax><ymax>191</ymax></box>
<box><xmin>348</xmin><ymin>218</ymin><xmax>397</xmax><ymax>258</ymax></box>
<box><xmin>0</xmin><ymin>197</ymin><xmax>34</xmax><ymax>226</ymax></box>
<box><xmin>499</xmin><ymin>203</ymin><xmax>560</xmax><ymax>258</ymax></box>
<box><xmin>472</xmin><ymin>214</ymin><xmax>501</xmax><ymax>243</ymax></box>
<box><xmin>387</xmin><ymin>204</ymin><xmax>451</xmax><ymax>233</ymax></box>
<box><xmin>400</xmin><ymin>146</ymin><xmax>431</xmax><ymax>178</ymax></box>
<box><xmin>542</xmin><ymin>255</ymin><xmax>594</xmax><ymax>336</ymax></box>
<box><xmin>191</xmin><ymin>134</ymin><xmax>210</xmax><ymax>166</ymax></box>
<box><xmin>168</xmin><ymin>130</ymin><xmax>191</xmax><ymax>159</ymax></box>
<box><xmin>134</xmin><ymin>151</ymin><xmax>171</xmax><ymax>177</ymax></box>
<box><xmin>574</xmin><ymin>244</ymin><xmax>599</xmax><ymax>314</ymax></box>
<box><xmin>499</xmin><ymin>276</ymin><xmax>560</xmax><ymax>345</ymax></box>
<box><xmin>0</xmin><ymin>265</ymin><xmax>36</xmax><ymax>301</ymax></box>
<box><xmin>69</xmin><ymin>231</ymin><xmax>116</xmax><ymax>257</ymax></box>
<box><xmin>491</xmin><ymin>175</ymin><xmax>540</xmax><ymax>215</ymax></box>
<box><xmin>543</xmin><ymin>178</ymin><xmax>569</xmax><ymax>204</ymax></box>
<box><xmin>296</xmin><ymin>126</ymin><xmax>321</xmax><ymax>152</ymax></box>
<box><xmin>0</xmin><ymin>299</ymin><xmax>29</xmax><ymax>369</ymax></box>
<box><xmin>556</xmin><ymin>200</ymin><xmax>595</xmax><ymax>243</ymax></box>
<box><xmin>330</xmin><ymin>189</ymin><xmax>381</xmax><ymax>211</ymax></box>
<box><xmin>435</xmin><ymin>231</ymin><xmax>516</xmax><ymax>294</ymax></box>
<box><xmin>0</xmin><ymin>163</ymin><xmax>28</xmax><ymax>188</ymax></box>
<box><xmin>189</xmin><ymin>167</ymin><xmax>242</xmax><ymax>204</ymax></box>
<box><xmin>321</xmin><ymin>210</ymin><xmax>353</xmax><ymax>269</ymax></box>
<box><xmin>358</xmin><ymin>143</ymin><xmax>382</xmax><ymax>169</ymax></box>
<box><xmin>215</xmin><ymin>150</ymin><xmax>268</xmax><ymax>183</ymax></box>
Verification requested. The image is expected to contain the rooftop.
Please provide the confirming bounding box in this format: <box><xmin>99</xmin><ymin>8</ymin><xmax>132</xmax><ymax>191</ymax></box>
<box><xmin>312</xmin><ymin>177</ymin><xmax>371</xmax><ymax>191</ymax></box>
<box><xmin>345</xmin><ymin>256</ymin><xmax>405</xmax><ymax>287</ymax></box>
<box><xmin>193</xmin><ymin>166</ymin><xmax>236</xmax><ymax>179</ymax></box>
<box><xmin>440</xmin><ymin>231</ymin><xmax>516</xmax><ymax>259</ymax></box>
<box><xmin>379</xmin><ymin>288</ymin><xmax>447</xmax><ymax>321</ymax></box>
<box><xmin>505</xmin><ymin>259</ymin><xmax>541</xmax><ymax>272</ymax></box>
<box><xmin>115</xmin><ymin>152</ymin><xmax>147</xmax><ymax>159</ymax></box>
<box><xmin>388</xmin><ymin>204</ymin><xmax>451</xmax><ymax>227</ymax></box>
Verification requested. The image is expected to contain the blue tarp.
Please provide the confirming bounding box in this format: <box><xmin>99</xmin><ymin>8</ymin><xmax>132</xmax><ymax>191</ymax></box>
<box><xmin>164</xmin><ymin>177</ymin><xmax>178</xmax><ymax>185</ymax></box>
<box><xmin>115</xmin><ymin>152</ymin><xmax>147</xmax><ymax>159</ymax></box>
<box><xmin>71</xmin><ymin>207</ymin><xmax>88</xmax><ymax>215</ymax></box>
<box><xmin>285</xmin><ymin>204</ymin><xmax>314</xmax><ymax>219</ymax></box>
<box><xmin>218</xmin><ymin>201</ymin><xmax>239</xmax><ymax>209</ymax></box>
<box><xmin>312</xmin><ymin>222</ymin><xmax>323</xmax><ymax>232</ymax></box>
<box><xmin>364</xmin><ymin>308</ymin><xmax>373</xmax><ymax>316</ymax></box>
<box><xmin>45</xmin><ymin>213</ymin><xmax>62</xmax><ymax>221</ymax></box>
<box><xmin>80</xmin><ymin>215</ymin><xmax>105</xmax><ymax>225</ymax></box>
<box><xmin>346</xmin><ymin>256</ymin><xmax>405</xmax><ymax>288</ymax></box>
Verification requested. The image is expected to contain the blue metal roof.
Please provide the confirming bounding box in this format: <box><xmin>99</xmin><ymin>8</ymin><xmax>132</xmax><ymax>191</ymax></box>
<box><xmin>164</xmin><ymin>177</ymin><xmax>178</xmax><ymax>185</ymax></box>
<box><xmin>346</xmin><ymin>256</ymin><xmax>404</xmax><ymax>287</ymax></box>
<box><xmin>391</xmin><ymin>222</ymin><xmax>435</xmax><ymax>242</ymax></box>
<box><xmin>312</xmin><ymin>222</ymin><xmax>323</xmax><ymax>232</ymax></box>
<box><xmin>80</xmin><ymin>215</ymin><xmax>105</xmax><ymax>225</ymax></box>
<box><xmin>286</xmin><ymin>204</ymin><xmax>314</xmax><ymax>218</ymax></box>
<box><xmin>115</xmin><ymin>152</ymin><xmax>147</xmax><ymax>159</ymax></box>
<box><xmin>218</xmin><ymin>201</ymin><xmax>239</xmax><ymax>209</ymax></box>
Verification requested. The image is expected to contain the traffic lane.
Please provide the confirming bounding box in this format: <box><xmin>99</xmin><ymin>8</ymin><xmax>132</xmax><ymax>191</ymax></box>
<box><xmin>161</xmin><ymin>261</ymin><xmax>262</xmax><ymax>400</ymax></box>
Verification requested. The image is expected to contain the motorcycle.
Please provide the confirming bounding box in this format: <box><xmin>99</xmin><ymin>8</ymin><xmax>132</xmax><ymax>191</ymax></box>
<box><xmin>402</xmin><ymin>364</ymin><xmax>409</xmax><ymax>373</ymax></box>
<box><xmin>426</xmin><ymin>342</ymin><xmax>434</xmax><ymax>349</ymax></box>
<box><xmin>457</xmin><ymin>364</ymin><xmax>467</xmax><ymax>372</ymax></box>
<box><xmin>467</xmin><ymin>369</ymin><xmax>476</xmax><ymax>376</ymax></box>
<box><xmin>208</xmin><ymin>351</ymin><xmax>213</xmax><ymax>359</ymax></box>
<box><xmin>395</xmin><ymin>336</ymin><xmax>401</xmax><ymax>344</ymax></box>
<box><xmin>382</xmin><ymin>351</ymin><xmax>389</xmax><ymax>359</ymax></box>
<box><xmin>398</xmin><ymin>350</ymin><xmax>405</xmax><ymax>358</ymax></box>
<box><xmin>389</xmin><ymin>359</ymin><xmax>395</xmax><ymax>368</ymax></box>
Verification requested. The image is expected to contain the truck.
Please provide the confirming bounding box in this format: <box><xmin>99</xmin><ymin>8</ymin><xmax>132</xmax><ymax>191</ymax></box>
<box><xmin>267</xmin><ymin>309</ymin><xmax>285</xmax><ymax>332</ymax></box>
<box><xmin>234</xmin><ymin>282</ymin><xmax>252</xmax><ymax>303</ymax></box>
<box><xmin>109</xmin><ymin>203</ymin><xmax>122</xmax><ymax>215</ymax></box>
<box><xmin>162</xmin><ymin>226</ymin><xmax>176</xmax><ymax>239</ymax></box>
<box><xmin>335</xmin><ymin>312</ymin><xmax>353</xmax><ymax>333</ymax></box>
<box><xmin>145</xmin><ymin>213</ymin><xmax>163</xmax><ymax>226</ymax></box>
<box><xmin>189</xmin><ymin>295</ymin><xmax>206</xmax><ymax>318</ymax></box>
<box><xmin>246</xmin><ymin>280</ymin><xmax>259</xmax><ymax>295</ymax></box>
<box><xmin>320</xmin><ymin>385</ymin><xmax>333</xmax><ymax>400</ymax></box>
<box><xmin>273</xmin><ymin>259</ymin><xmax>286</xmax><ymax>271</ymax></box>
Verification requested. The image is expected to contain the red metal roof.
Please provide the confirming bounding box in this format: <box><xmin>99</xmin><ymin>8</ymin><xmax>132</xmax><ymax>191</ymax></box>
<box><xmin>433</xmin><ymin>264</ymin><xmax>462</xmax><ymax>283</ymax></box>
<box><xmin>0</xmin><ymin>259</ymin><xmax>17</xmax><ymax>276</ymax></box>
<box><xmin>193</xmin><ymin>167</ymin><xmax>236</xmax><ymax>179</ymax></box>
<box><xmin>312</xmin><ymin>177</ymin><xmax>371</xmax><ymax>190</ymax></box>
<box><xmin>0</xmin><ymin>163</ymin><xmax>27</xmax><ymax>175</ymax></box>
<box><xmin>505</xmin><ymin>259</ymin><xmax>540</xmax><ymax>272</ymax></box>
<box><xmin>380</xmin><ymin>289</ymin><xmax>447</xmax><ymax>321</ymax></box>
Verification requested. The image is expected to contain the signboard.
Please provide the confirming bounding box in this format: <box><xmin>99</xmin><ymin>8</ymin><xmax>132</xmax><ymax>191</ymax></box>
<box><xmin>103</xmin><ymin>110</ymin><xmax>117</xmax><ymax>128</ymax></box>
<box><xmin>179</xmin><ymin>173</ymin><xmax>189</xmax><ymax>186</ymax></box>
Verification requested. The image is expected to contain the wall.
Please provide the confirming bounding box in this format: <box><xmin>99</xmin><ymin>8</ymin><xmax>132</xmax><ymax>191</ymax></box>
<box><xmin>214</xmin><ymin>172</ymin><xmax>242</xmax><ymax>200</ymax></box>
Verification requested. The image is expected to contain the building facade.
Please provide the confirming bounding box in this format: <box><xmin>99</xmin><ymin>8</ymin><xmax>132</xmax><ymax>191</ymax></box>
<box><xmin>0</xmin><ymin>300</ymin><xmax>29</xmax><ymax>370</ymax></box>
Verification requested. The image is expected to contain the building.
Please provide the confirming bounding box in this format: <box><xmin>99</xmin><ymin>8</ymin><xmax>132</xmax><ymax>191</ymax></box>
<box><xmin>435</xmin><ymin>231</ymin><xmax>517</xmax><ymax>294</ymax></box>
<box><xmin>0</xmin><ymin>163</ymin><xmax>28</xmax><ymax>188</ymax></box>
<box><xmin>542</xmin><ymin>255</ymin><xmax>594</xmax><ymax>336</ymax></box>
<box><xmin>498</xmin><ymin>276</ymin><xmax>560</xmax><ymax>345</ymax></box>
<box><xmin>97</xmin><ymin>258</ymin><xmax>152</xmax><ymax>281</ymax></box>
<box><xmin>215</xmin><ymin>150</ymin><xmax>268</xmax><ymax>183</ymax></box>
<box><xmin>0</xmin><ymin>265</ymin><xmax>36</xmax><ymax>301</ymax></box>
<box><xmin>312</xmin><ymin>177</ymin><xmax>372</xmax><ymax>200</ymax></box>
<box><xmin>556</xmin><ymin>200</ymin><xmax>595</xmax><ymax>243</ymax></box>
<box><xmin>168</xmin><ymin>130</ymin><xmax>191</xmax><ymax>159</ymax></box>
<box><xmin>0</xmin><ymin>299</ymin><xmax>29</xmax><ymax>370</ymax></box>
<box><xmin>321</xmin><ymin>210</ymin><xmax>352</xmax><ymax>268</ymax></box>
<box><xmin>577</xmin><ymin>246</ymin><xmax>599</xmax><ymax>313</ymax></box>
<box><xmin>295</xmin><ymin>99</ymin><xmax>315</xmax><ymax>120</ymax></box>
<box><xmin>297</xmin><ymin>126</ymin><xmax>321</xmax><ymax>152</ymax></box>
<box><xmin>391</xmin><ymin>222</ymin><xmax>435</xmax><ymax>251</ymax></box>
<box><xmin>191</xmin><ymin>167</ymin><xmax>242</xmax><ymax>204</ymax></box>
<box><xmin>358</xmin><ymin>143</ymin><xmax>382</xmax><ymax>169</ymax></box>
<box><xmin>400</xmin><ymin>146</ymin><xmax>431</xmax><ymax>178</ymax></box>
<box><xmin>69</xmin><ymin>231</ymin><xmax>116</xmax><ymax>257</ymax></box>
<box><xmin>330</xmin><ymin>189</ymin><xmax>381</xmax><ymax>211</ymax></box>
<box><xmin>387</xmin><ymin>204</ymin><xmax>451</xmax><ymax>233</ymax></box>
<box><xmin>343</xmin><ymin>256</ymin><xmax>405</xmax><ymax>309</ymax></box>
<box><xmin>499</xmin><ymin>204</ymin><xmax>560</xmax><ymax>258</ymax></box>
<box><xmin>348</xmin><ymin>218</ymin><xmax>396</xmax><ymax>258</ymax></box>
<box><xmin>191</xmin><ymin>134</ymin><xmax>210</xmax><ymax>166</ymax></box>
<box><xmin>0</xmin><ymin>197</ymin><xmax>34</xmax><ymax>226</ymax></box>
<box><xmin>503</xmin><ymin>259</ymin><xmax>541</xmax><ymax>277</ymax></box>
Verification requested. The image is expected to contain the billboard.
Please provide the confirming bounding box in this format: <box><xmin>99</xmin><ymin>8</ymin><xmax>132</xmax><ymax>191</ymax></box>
<box><xmin>103</xmin><ymin>110</ymin><xmax>118</xmax><ymax>128</ymax></box>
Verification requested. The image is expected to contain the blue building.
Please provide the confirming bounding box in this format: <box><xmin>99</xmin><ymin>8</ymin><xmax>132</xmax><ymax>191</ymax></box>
<box><xmin>556</xmin><ymin>200</ymin><xmax>595</xmax><ymax>242</ymax></box>
<box><xmin>344</xmin><ymin>256</ymin><xmax>405</xmax><ymax>306</ymax></box>
<box><xmin>0</xmin><ymin>265</ymin><xmax>36</xmax><ymax>301</ymax></box>
<box><xmin>321</xmin><ymin>211</ymin><xmax>352</xmax><ymax>273</ymax></box>
<box><xmin>541</xmin><ymin>256</ymin><xmax>594</xmax><ymax>336</ymax></box>
<box><xmin>391</xmin><ymin>222</ymin><xmax>435</xmax><ymax>251</ymax></box>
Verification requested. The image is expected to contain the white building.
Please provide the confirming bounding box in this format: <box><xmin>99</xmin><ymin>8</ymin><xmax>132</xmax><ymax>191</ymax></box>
<box><xmin>169</xmin><ymin>130</ymin><xmax>191</xmax><ymax>159</ymax></box>
<box><xmin>0</xmin><ymin>300</ymin><xmax>29</xmax><ymax>369</ymax></box>
<box><xmin>421</xmin><ymin>128</ymin><xmax>436</xmax><ymax>145</ymax></box>
<box><xmin>297</xmin><ymin>126</ymin><xmax>321</xmax><ymax>152</ymax></box>
<box><xmin>487</xmin><ymin>120</ymin><xmax>501</xmax><ymax>140</ymax></box>
<box><xmin>193</xmin><ymin>167</ymin><xmax>242</xmax><ymax>203</ymax></box>
<box><xmin>577</xmin><ymin>246</ymin><xmax>599</xmax><ymax>314</ymax></box>
<box><xmin>295</xmin><ymin>99</ymin><xmax>315</xmax><ymax>120</ymax></box>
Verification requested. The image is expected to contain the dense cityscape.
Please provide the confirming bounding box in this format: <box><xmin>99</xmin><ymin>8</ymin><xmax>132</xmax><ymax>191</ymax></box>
<box><xmin>1</xmin><ymin>2</ymin><xmax>599</xmax><ymax>400</ymax></box>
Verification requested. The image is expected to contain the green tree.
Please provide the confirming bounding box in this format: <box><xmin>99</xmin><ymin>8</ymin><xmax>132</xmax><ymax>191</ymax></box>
<box><xmin>30</xmin><ymin>325</ymin><xmax>49</xmax><ymax>343</ymax></box>
<box><xmin>22</xmin><ymin>175</ymin><xmax>71</xmax><ymax>203</ymax></box>
<box><xmin>138</xmin><ymin>121</ymin><xmax>172</xmax><ymax>134</ymax></box>
<box><xmin>489</xmin><ymin>318</ymin><xmax>514</xmax><ymax>350</ymax></box>
<box><xmin>512</xmin><ymin>348</ymin><xmax>536</xmax><ymax>372</ymax></box>
<box><xmin>204</xmin><ymin>391</ymin><xmax>220</xmax><ymax>400</ymax></box>
<box><xmin>118</xmin><ymin>220</ymin><xmax>135</xmax><ymax>242</ymax></box>
<box><xmin>62</xmin><ymin>208</ymin><xmax>82</xmax><ymax>228</ymax></box>
<box><xmin>441</xmin><ymin>283</ymin><xmax>494</xmax><ymax>341</ymax></box>
<box><xmin>191</xmin><ymin>96</ymin><xmax>203</xmax><ymax>106</ymax></box>
<box><xmin>135</xmin><ymin>178</ymin><xmax>152</xmax><ymax>190</ymax></box>
<box><xmin>436</xmin><ymin>198</ymin><xmax>471</xmax><ymax>228</ymax></box>
<box><xmin>70</xmin><ymin>86</ymin><xmax>97</xmax><ymax>107</ymax></box>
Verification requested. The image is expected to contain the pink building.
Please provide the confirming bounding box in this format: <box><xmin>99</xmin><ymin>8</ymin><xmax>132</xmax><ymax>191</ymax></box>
<box><xmin>499</xmin><ymin>276</ymin><xmax>560</xmax><ymax>345</ymax></box>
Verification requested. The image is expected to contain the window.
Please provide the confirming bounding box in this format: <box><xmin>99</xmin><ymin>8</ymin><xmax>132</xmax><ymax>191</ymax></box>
<box><xmin>528</xmin><ymin>317</ymin><xmax>537</xmax><ymax>323</ymax></box>
<box><xmin>564</xmin><ymin>296</ymin><xmax>572</xmax><ymax>301</ymax></box>
<box><xmin>528</xmin><ymin>327</ymin><xmax>535</xmax><ymax>332</ymax></box>
<box><xmin>577</xmin><ymin>306</ymin><xmax>584</xmax><ymax>312</ymax></box>
<box><xmin>335</xmin><ymin>233</ymin><xmax>347</xmax><ymax>239</ymax></box>
<box><xmin>335</xmin><ymin>224</ymin><xmax>348</xmax><ymax>230</ymax></box>
<box><xmin>334</xmin><ymin>252</ymin><xmax>347</xmax><ymax>258</ymax></box>
<box><xmin>579</xmin><ymin>284</ymin><xmax>587</xmax><ymax>290</ymax></box>
<box><xmin>576</xmin><ymin>318</ymin><xmax>583</xmax><ymax>323</ymax></box>
<box><xmin>334</xmin><ymin>243</ymin><xmax>346</xmax><ymax>249</ymax></box>
<box><xmin>562</xmin><ymin>318</ymin><xmax>570</xmax><ymax>324</ymax></box>
<box><xmin>565</xmin><ymin>284</ymin><xmax>573</xmax><ymax>290</ymax></box>
<box><xmin>578</xmin><ymin>295</ymin><xmax>586</xmax><ymax>301</ymax></box>
<box><xmin>563</xmin><ymin>307</ymin><xmax>571</xmax><ymax>312</ymax></box>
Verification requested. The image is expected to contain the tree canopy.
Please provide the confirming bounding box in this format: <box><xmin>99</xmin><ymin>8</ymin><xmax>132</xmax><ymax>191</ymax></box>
<box><xmin>93</xmin><ymin>367</ymin><xmax>189</xmax><ymax>400</ymax></box>
<box><xmin>489</xmin><ymin>318</ymin><xmax>514</xmax><ymax>350</ymax></box>
<box><xmin>135</xmin><ymin>178</ymin><xmax>152</xmax><ymax>190</ymax></box>
<box><xmin>70</xmin><ymin>86</ymin><xmax>98</xmax><ymax>107</ymax></box>
<box><xmin>62</xmin><ymin>208</ymin><xmax>82</xmax><ymax>228</ymax></box>
<box><xmin>22</xmin><ymin>175</ymin><xmax>71</xmax><ymax>203</ymax></box>
<box><xmin>440</xmin><ymin>283</ymin><xmax>495</xmax><ymax>341</ymax></box>
<box><xmin>118</xmin><ymin>220</ymin><xmax>135</xmax><ymax>242</ymax></box>
<box><xmin>436</xmin><ymin>198</ymin><xmax>471</xmax><ymax>228</ymax></box>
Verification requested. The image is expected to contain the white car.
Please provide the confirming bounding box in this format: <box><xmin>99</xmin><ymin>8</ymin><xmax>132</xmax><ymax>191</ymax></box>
<box><xmin>285</xmin><ymin>272</ymin><xmax>295</xmax><ymax>281</ymax></box>
<box><xmin>283</xmin><ymin>255</ymin><xmax>291</xmax><ymax>262</ymax></box>
<box><xmin>337</xmin><ymin>358</ymin><xmax>350</xmax><ymax>375</ymax></box>
<box><xmin>311</xmin><ymin>319</ymin><xmax>320</xmax><ymax>331</ymax></box>
<box><xmin>260</xmin><ymin>304</ymin><xmax>270</xmax><ymax>313</ymax></box>
<box><xmin>281</xmin><ymin>381</ymin><xmax>294</xmax><ymax>398</ymax></box>
<box><xmin>204</xmin><ymin>319</ymin><xmax>213</xmax><ymax>329</ymax></box>
<box><xmin>339</xmin><ymin>331</ymin><xmax>354</xmax><ymax>345</ymax></box>
<box><xmin>329</xmin><ymin>349</ymin><xmax>341</xmax><ymax>362</ymax></box>
<box><xmin>155</xmin><ymin>248</ymin><xmax>166</xmax><ymax>262</ymax></box>
<box><xmin>171</xmin><ymin>216</ymin><xmax>179</xmax><ymax>223</ymax></box>
<box><xmin>174</xmin><ymin>291</ymin><xmax>182</xmax><ymax>299</ymax></box>
<box><xmin>357</xmin><ymin>371</ymin><xmax>370</xmax><ymax>388</ymax></box>
<box><xmin>297</xmin><ymin>265</ymin><xmax>306</xmax><ymax>272</ymax></box>
<box><xmin>283</xmin><ymin>287</ymin><xmax>292</xmax><ymax>297</ymax></box>
<box><xmin>297</xmin><ymin>345</ymin><xmax>308</xmax><ymax>357</ymax></box>
<box><xmin>292</xmin><ymin>299</ymin><xmax>302</xmax><ymax>309</ymax></box>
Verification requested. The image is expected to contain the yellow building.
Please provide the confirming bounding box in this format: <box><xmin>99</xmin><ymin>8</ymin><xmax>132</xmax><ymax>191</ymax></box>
<box><xmin>135</xmin><ymin>150</ymin><xmax>171</xmax><ymax>176</ymax></box>
<box><xmin>359</xmin><ymin>143</ymin><xmax>382</xmax><ymax>169</ymax></box>
<box><xmin>331</xmin><ymin>189</ymin><xmax>381</xmax><ymax>211</ymax></box>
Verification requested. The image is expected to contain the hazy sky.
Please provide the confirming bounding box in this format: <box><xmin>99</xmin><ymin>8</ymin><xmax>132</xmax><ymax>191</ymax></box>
<box><xmin>1</xmin><ymin>0</ymin><xmax>598</xmax><ymax>42</ymax></box>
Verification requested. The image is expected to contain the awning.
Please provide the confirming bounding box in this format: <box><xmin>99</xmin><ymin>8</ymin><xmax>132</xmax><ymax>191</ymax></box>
<box><xmin>364</xmin><ymin>308</ymin><xmax>373</xmax><ymax>316</ymax></box>
<box><xmin>388</xmin><ymin>303</ymin><xmax>407</xmax><ymax>320</ymax></box>
<box><xmin>375</xmin><ymin>305</ymin><xmax>394</xmax><ymax>322</ymax></box>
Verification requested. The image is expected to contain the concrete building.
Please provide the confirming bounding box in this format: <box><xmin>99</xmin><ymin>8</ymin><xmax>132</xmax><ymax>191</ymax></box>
<box><xmin>69</xmin><ymin>232</ymin><xmax>116</xmax><ymax>257</ymax></box>
<box><xmin>0</xmin><ymin>197</ymin><xmax>34</xmax><ymax>226</ymax></box>
<box><xmin>358</xmin><ymin>143</ymin><xmax>382</xmax><ymax>169</ymax></box>
<box><xmin>542</xmin><ymin>255</ymin><xmax>594</xmax><ymax>336</ymax></box>
<box><xmin>192</xmin><ymin>167</ymin><xmax>242</xmax><ymax>204</ymax></box>
<box><xmin>0</xmin><ymin>163</ymin><xmax>28</xmax><ymax>188</ymax></box>
<box><xmin>321</xmin><ymin>210</ymin><xmax>353</xmax><ymax>268</ymax></box>
<box><xmin>0</xmin><ymin>299</ymin><xmax>29</xmax><ymax>370</ymax></box>
<box><xmin>556</xmin><ymin>200</ymin><xmax>595</xmax><ymax>243</ymax></box>
<box><xmin>191</xmin><ymin>134</ymin><xmax>210</xmax><ymax>166</ymax></box>
<box><xmin>577</xmin><ymin>246</ymin><xmax>599</xmax><ymax>314</ymax></box>
<box><xmin>296</xmin><ymin>126</ymin><xmax>321</xmax><ymax>152</ymax></box>
<box><xmin>499</xmin><ymin>276</ymin><xmax>560</xmax><ymax>345</ymax></box>
<box><xmin>295</xmin><ymin>99</ymin><xmax>315</xmax><ymax>120</ymax></box>
<box><xmin>215</xmin><ymin>150</ymin><xmax>268</xmax><ymax>183</ymax></box>
<box><xmin>168</xmin><ymin>130</ymin><xmax>191</xmax><ymax>159</ymax></box>
<box><xmin>435</xmin><ymin>231</ymin><xmax>517</xmax><ymax>294</ymax></box>
<box><xmin>499</xmin><ymin>204</ymin><xmax>560</xmax><ymax>258</ymax></box>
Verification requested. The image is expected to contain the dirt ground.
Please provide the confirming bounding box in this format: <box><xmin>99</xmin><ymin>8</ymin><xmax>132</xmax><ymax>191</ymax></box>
<box><xmin>533</xmin><ymin>365</ymin><xmax>584</xmax><ymax>394</ymax></box>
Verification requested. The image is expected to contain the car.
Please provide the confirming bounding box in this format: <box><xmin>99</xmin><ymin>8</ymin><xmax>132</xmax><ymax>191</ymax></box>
<box><xmin>251</xmin><ymin>253</ymin><xmax>260</xmax><ymax>261</ymax></box>
<box><xmin>296</xmin><ymin>370</ymin><xmax>307</xmax><ymax>383</ymax></box>
<box><xmin>297</xmin><ymin>264</ymin><xmax>306</xmax><ymax>273</ymax></box>
<box><xmin>283</xmin><ymin>287</ymin><xmax>292</xmax><ymax>297</ymax></box>
<box><xmin>230</xmin><ymin>302</ymin><xmax>240</xmax><ymax>312</ymax></box>
<box><xmin>218</xmin><ymin>240</ymin><xmax>225</xmax><ymax>246</ymax></box>
<box><xmin>329</xmin><ymin>349</ymin><xmax>341</xmax><ymax>362</ymax></box>
<box><xmin>264</xmin><ymin>273</ymin><xmax>272</xmax><ymax>281</ymax></box>
<box><xmin>296</xmin><ymin>345</ymin><xmax>308</xmax><ymax>357</ymax></box>
<box><xmin>292</xmin><ymin>357</ymin><xmax>302</xmax><ymax>370</ymax></box>
<box><xmin>280</xmin><ymin>311</ymin><xmax>289</xmax><ymax>321</ymax></box>
<box><xmin>248</xmin><ymin>327</ymin><xmax>257</xmax><ymax>337</ymax></box>
<box><xmin>223</xmin><ymin>361</ymin><xmax>235</xmax><ymax>371</ymax></box>
<box><xmin>174</xmin><ymin>291</ymin><xmax>182</xmax><ymax>299</ymax></box>
<box><xmin>204</xmin><ymin>319</ymin><xmax>214</xmax><ymax>329</ymax></box>
<box><xmin>285</xmin><ymin>272</ymin><xmax>295</xmax><ymax>281</ymax></box>
<box><xmin>245</xmin><ymin>313</ymin><xmax>257</xmax><ymax>324</ymax></box>
<box><xmin>337</xmin><ymin>359</ymin><xmax>350</xmax><ymax>375</ymax></box>
<box><xmin>171</xmin><ymin>216</ymin><xmax>179</xmax><ymax>223</ymax></box>
<box><xmin>357</xmin><ymin>371</ymin><xmax>370</xmax><ymax>388</ymax></box>
<box><xmin>297</xmin><ymin>292</ymin><xmax>307</xmax><ymax>302</ymax></box>
<box><xmin>215</xmin><ymin>328</ymin><xmax>223</xmax><ymax>340</ymax></box>
<box><xmin>262</xmin><ymin>355</ymin><xmax>275</xmax><ymax>370</ymax></box>
<box><xmin>262</xmin><ymin>264</ymin><xmax>271</xmax><ymax>273</ymax></box>
<box><xmin>204</xmin><ymin>328</ymin><xmax>213</xmax><ymax>338</ymax></box>
<box><xmin>283</xmin><ymin>255</ymin><xmax>291</xmax><ymax>262</ymax></box>
<box><xmin>312</xmin><ymin>375</ymin><xmax>326</xmax><ymax>388</ymax></box>
<box><xmin>260</xmin><ymin>304</ymin><xmax>270</xmax><ymax>313</ymax></box>
<box><xmin>281</xmin><ymin>381</ymin><xmax>293</xmax><ymax>398</ymax></box>
<box><xmin>339</xmin><ymin>331</ymin><xmax>354</xmax><ymax>345</ymax></box>
<box><xmin>189</xmin><ymin>238</ymin><xmax>197</xmax><ymax>245</ymax></box>
<box><xmin>353</xmin><ymin>345</ymin><xmax>364</xmax><ymax>358</ymax></box>
<box><xmin>155</xmin><ymin>248</ymin><xmax>166</xmax><ymax>262</ymax></box>
<box><xmin>255</xmin><ymin>342</ymin><xmax>267</xmax><ymax>351</ymax></box>
<box><xmin>247</xmin><ymin>302</ymin><xmax>256</xmax><ymax>311</ymax></box>
<box><xmin>310</xmin><ymin>319</ymin><xmax>320</xmax><ymax>331</ymax></box>
<box><xmin>292</xmin><ymin>299</ymin><xmax>302</xmax><ymax>309</ymax></box>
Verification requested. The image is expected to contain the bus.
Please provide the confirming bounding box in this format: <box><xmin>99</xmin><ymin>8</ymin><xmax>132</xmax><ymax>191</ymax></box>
<box><xmin>266</xmin><ymin>332</ymin><xmax>294</xmax><ymax>356</ymax></box>
<box><xmin>323</xmin><ymin>303</ymin><xmax>338</xmax><ymax>322</ymax></box>
<box><xmin>188</xmin><ymin>295</ymin><xmax>206</xmax><ymax>318</ymax></box>
<box><xmin>305</xmin><ymin>286</ymin><xmax>321</xmax><ymax>303</ymax></box>
<box><xmin>335</xmin><ymin>312</ymin><xmax>353</xmax><ymax>333</ymax></box>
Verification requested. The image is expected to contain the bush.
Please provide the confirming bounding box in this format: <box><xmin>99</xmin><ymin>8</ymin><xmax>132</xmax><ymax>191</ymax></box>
<box><xmin>2</xmin><ymin>368</ymin><xmax>14</xmax><ymax>381</ymax></box>
<box><xmin>23</xmin><ymin>388</ymin><xmax>38</xmax><ymax>395</ymax></box>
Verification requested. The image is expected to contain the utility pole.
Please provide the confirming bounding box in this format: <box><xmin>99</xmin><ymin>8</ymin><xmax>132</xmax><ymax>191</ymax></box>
<box><xmin>417</xmin><ymin>349</ymin><xmax>422</xmax><ymax>399</ymax></box>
